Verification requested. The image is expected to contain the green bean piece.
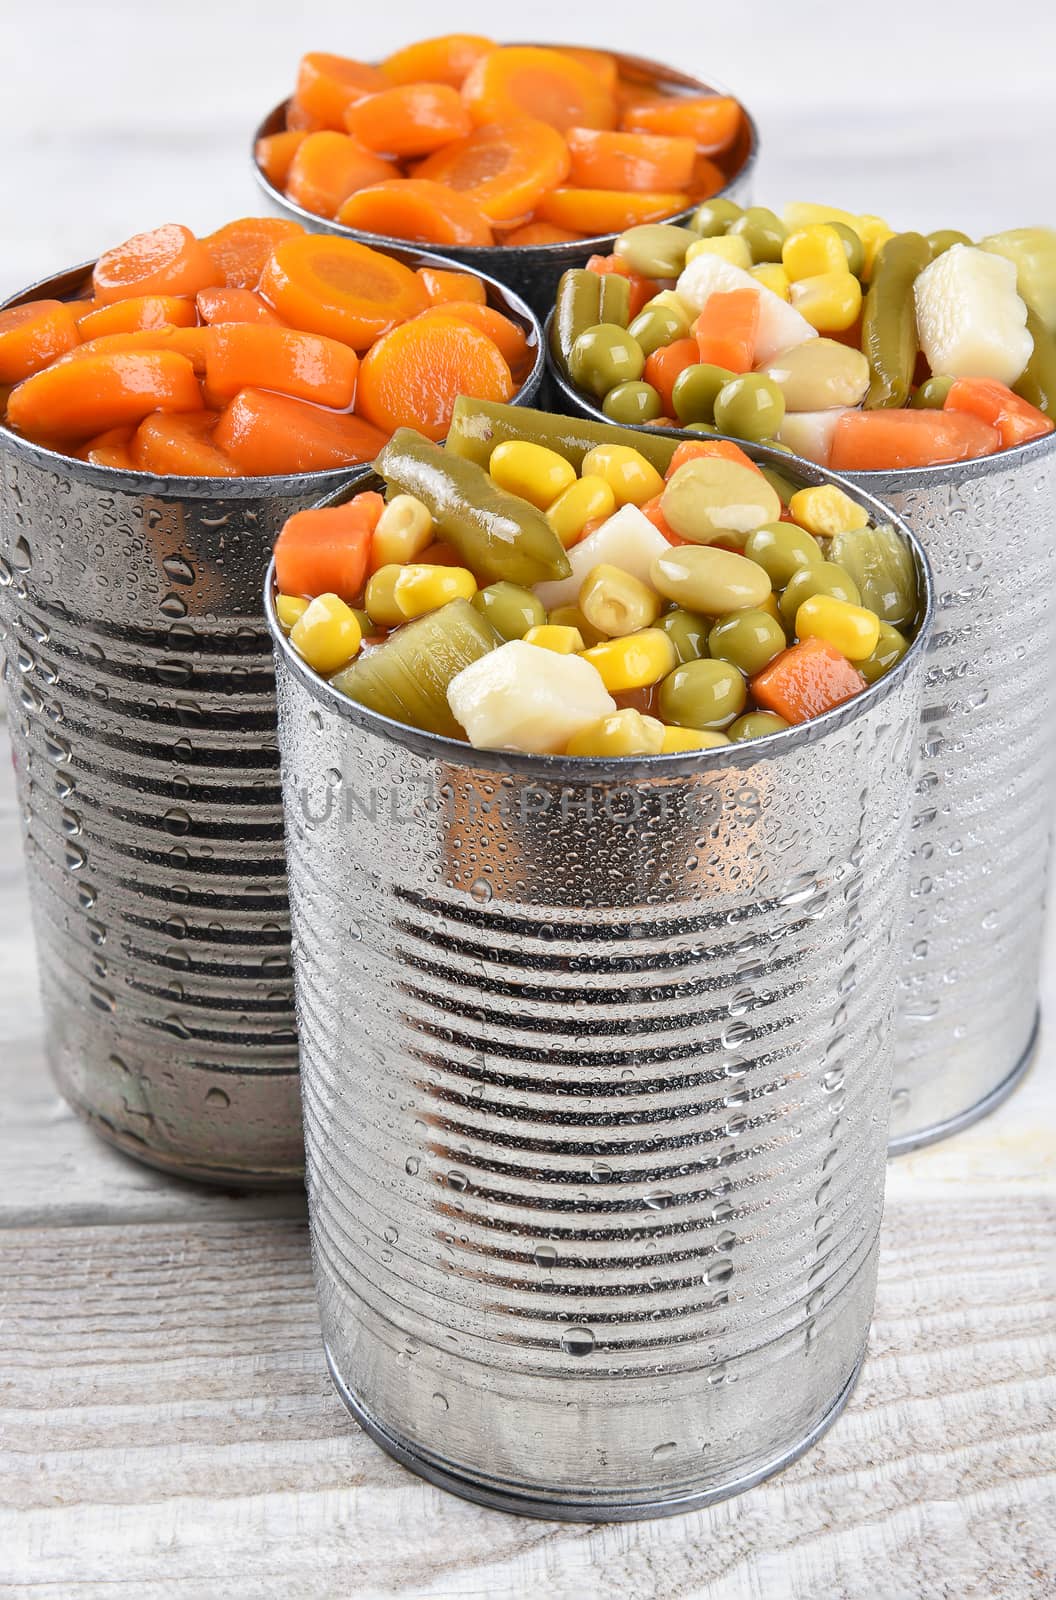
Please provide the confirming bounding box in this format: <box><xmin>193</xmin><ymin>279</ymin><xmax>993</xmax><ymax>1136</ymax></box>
<box><xmin>857</xmin><ymin>621</ymin><xmax>910</xmax><ymax>685</ymax></box>
<box><xmin>568</xmin><ymin>325</ymin><xmax>645</xmax><ymax>399</ymax></box>
<box><xmin>375</xmin><ymin>429</ymin><xmax>570</xmax><ymax>587</ymax></box>
<box><xmin>690</xmin><ymin>198</ymin><xmax>743</xmax><ymax>237</ymax></box>
<box><xmin>550</xmin><ymin>269</ymin><xmax>602</xmax><ymax>375</ymax></box>
<box><xmin>445</xmin><ymin>399</ymin><xmax>683</xmax><ymax>475</ymax></box>
<box><xmin>331</xmin><ymin>600</ymin><xmax>499</xmax><ymax>739</ymax></box>
<box><xmin>828</xmin><ymin>525</ymin><xmax>918</xmax><ymax>628</ymax></box>
<box><xmin>602</xmin><ymin>380</ymin><xmax>664</xmax><ymax>424</ymax></box>
<box><xmin>709</xmin><ymin>609</ymin><xmax>787</xmax><ymax>676</ymax></box>
<box><xmin>728</xmin><ymin>207</ymin><xmax>787</xmax><ymax>264</ymax></box>
<box><xmin>658</xmin><ymin>607</ymin><xmax>711</xmax><ymax>664</ymax></box>
<box><xmin>861</xmin><ymin>232</ymin><xmax>932</xmax><ymax>408</ymax></box>
<box><xmin>728</xmin><ymin>711</ymin><xmax>790</xmax><ymax>741</ymax></box>
<box><xmin>471</xmin><ymin>582</ymin><xmax>546</xmax><ymax>640</ymax></box>
<box><xmin>1015</xmin><ymin>307</ymin><xmax>1056</xmax><ymax>415</ymax></box>
<box><xmin>672</xmin><ymin>363</ymin><xmax>735</xmax><ymax>424</ymax></box>
<box><xmin>910</xmin><ymin>375</ymin><xmax>955</xmax><ymax>409</ymax></box>
<box><xmin>927</xmin><ymin>229</ymin><xmax>972</xmax><ymax>260</ymax></box>
<box><xmin>828</xmin><ymin>222</ymin><xmax>865</xmax><ymax>278</ymax></box>
<box><xmin>659</xmin><ymin>658</ymin><xmax>747</xmax><ymax>729</ymax></box>
<box><xmin>598</xmin><ymin>272</ymin><xmax>631</xmax><ymax>328</ymax></box>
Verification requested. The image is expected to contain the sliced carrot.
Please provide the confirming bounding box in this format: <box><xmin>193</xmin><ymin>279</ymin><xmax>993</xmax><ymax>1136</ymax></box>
<box><xmin>214</xmin><ymin>388</ymin><xmax>387</xmax><ymax>476</ymax></box>
<box><xmin>275</xmin><ymin>493</ymin><xmax>383</xmax><ymax>600</ymax></box>
<box><xmin>584</xmin><ymin>254</ymin><xmax>657</xmax><ymax>317</ymax></box>
<box><xmin>0</xmin><ymin>300</ymin><xmax>81</xmax><ymax>384</ymax></box>
<box><xmin>92</xmin><ymin>224</ymin><xmax>220</xmax><ymax>305</ymax></box>
<box><xmin>344</xmin><ymin>84</ymin><xmax>472</xmax><ymax>158</ymax></box>
<box><xmin>76</xmin><ymin>295</ymin><xmax>197</xmax><ymax>337</ymax></box>
<box><xmin>413</xmin><ymin>119</ymin><xmax>570</xmax><ymax>224</ymax></box>
<box><xmin>829</xmin><ymin>409</ymin><xmax>1002</xmax><ymax>471</ymax></box>
<box><xmin>259</xmin><ymin>235</ymin><xmax>428</xmax><ymax>351</ymax></box>
<box><xmin>283</xmin><ymin>131</ymin><xmax>399</xmax><ymax>220</ymax></box>
<box><xmin>196</xmin><ymin>287</ymin><xmax>282</xmax><ymax>326</ymax></box>
<box><xmin>502</xmin><ymin>221</ymin><xmax>585</xmax><ymax>246</ymax></box>
<box><xmin>416</xmin><ymin>266</ymin><xmax>486</xmax><ymax>307</ymax></box>
<box><xmin>65</xmin><ymin>327</ymin><xmax>213</xmax><ymax>374</ymax></box>
<box><xmin>639</xmin><ymin>493</ymin><xmax>688</xmax><ymax>545</ymax></box>
<box><xmin>202</xmin><ymin>217</ymin><xmax>306</xmax><ymax>291</ymax></box>
<box><xmin>286</xmin><ymin>99</ymin><xmax>327</xmax><ymax>133</ymax></box>
<box><xmin>692</xmin><ymin>289</ymin><xmax>759</xmax><ymax>373</ymax></box>
<box><xmin>620</xmin><ymin>95</ymin><xmax>743</xmax><ymax>156</ymax></box>
<box><xmin>538</xmin><ymin>187</ymin><xmax>689</xmax><ymax>235</ymax></box>
<box><xmin>643</xmin><ymin>338</ymin><xmax>699</xmax><ymax>415</ymax></box>
<box><xmin>204</xmin><ymin>325</ymin><xmax>358</xmax><ymax>409</ymax></box>
<box><xmin>79</xmin><ymin>426</ymin><xmax>136</xmax><ymax>471</ymax></box>
<box><xmin>381</xmin><ymin>34</ymin><xmax>496</xmax><ymax>90</ymax></box>
<box><xmin>7</xmin><ymin>351</ymin><xmax>202</xmax><ymax>440</ymax></box>
<box><xmin>688</xmin><ymin>154</ymin><xmax>726</xmax><ymax>202</ymax></box>
<box><xmin>295</xmin><ymin>53</ymin><xmax>386</xmax><ymax>129</ymax></box>
<box><xmin>255</xmin><ymin>130</ymin><xmax>308</xmax><ymax>190</ymax></box>
<box><xmin>461</xmin><ymin>45</ymin><xmax>614</xmax><ymax>134</ymax></box>
<box><xmin>751</xmin><ymin>638</ymin><xmax>866</xmax><ymax>725</ymax></box>
<box><xmin>335</xmin><ymin>179</ymin><xmax>494</xmax><ymax>248</ymax></box>
<box><xmin>557</xmin><ymin>48</ymin><xmax>619</xmax><ymax>96</ymax></box>
<box><xmin>566</xmin><ymin>127</ymin><xmax>696</xmax><ymax>193</ymax></box>
<box><xmin>132</xmin><ymin>411</ymin><xmax>237</xmax><ymax>477</ymax></box>
<box><xmin>414</xmin><ymin>301</ymin><xmax>528</xmax><ymax>373</ymax></box>
<box><xmin>944</xmin><ymin>378</ymin><xmax>1054</xmax><ymax>451</ymax></box>
<box><xmin>356</xmin><ymin>314</ymin><xmax>513</xmax><ymax>441</ymax></box>
<box><xmin>665</xmin><ymin>438</ymin><xmax>763</xmax><ymax>479</ymax></box>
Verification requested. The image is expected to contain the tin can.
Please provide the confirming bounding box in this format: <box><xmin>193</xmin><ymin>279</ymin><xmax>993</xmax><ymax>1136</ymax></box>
<box><xmin>268</xmin><ymin>452</ymin><xmax>933</xmax><ymax>1518</ymax></box>
<box><xmin>0</xmin><ymin>253</ymin><xmax>543</xmax><ymax>1186</ymax></box>
<box><xmin>252</xmin><ymin>47</ymin><xmax>758</xmax><ymax>318</ymax></box>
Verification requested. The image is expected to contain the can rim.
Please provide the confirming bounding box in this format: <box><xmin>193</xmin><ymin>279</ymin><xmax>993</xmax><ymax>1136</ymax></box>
<box><xmin>250</xmin><ymin>44</ymin><xmax>759</xmax><ymax>262</ymax></box>
<box><xmin>0</xmin><ymin>248</ymin><xmax>544</xmax><ymax>497</ymax></box>
<box><xmin>264</xmin><ymin>437</ymin><xmax>935</xmax><ymax>781</ymax></box>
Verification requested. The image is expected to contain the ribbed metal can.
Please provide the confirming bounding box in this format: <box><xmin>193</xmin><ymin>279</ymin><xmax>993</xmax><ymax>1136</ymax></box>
<box><xmin>269</xmin><ymin>454</ymin><xmax>933</xmax><ymax>1519</ymax></box>
<box><xmin>0</xmin><ymin>254</ymin><xmax>543</xmax><ymax>1186</ymax></box>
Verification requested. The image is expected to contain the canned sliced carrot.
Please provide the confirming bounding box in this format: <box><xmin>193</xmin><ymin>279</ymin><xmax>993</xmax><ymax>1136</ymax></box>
<box><xmin>537</xmin><ymin>187</ymin><xmax>689</xmax><ymax>235</ymax></box>
<box><xmin>0</xmin><ymin>300</ymin><xmax>81</xmax><ymax>383</ymax></box>
<box><xmin>295</xmin><ymin>52</ymin><xmax>386</xmax><ymax>129</ymax></box>
<box><xmin>413</xmin><ymin>120</ymin><xmax>570</xmax><ymax>225</ymax></box>
<box><xmin>335</xmin><ymin>179</ymin><xmax>494</xmax><ymax>248</ymax></box>
<box><xmin>284</xmin><ymin>132</ymin><xmax>399</xmax><ymax>219</ymax></box>
<box><xmin>461</xmin><ymin>46</ymin><xmax>614</xmax><ymax>134</ymax></box>
<box><xmin>214</xmin><ymin>388</ymin><xmax>387</xmax><ymax>475</ymax></box>
<box><xmin>566</xmin><ymin>128</ymin><xmax>696</xmax><ymax>193</ymax></box>
<box><xmin>345</xmin><ymin>84</ymin><xmax>472</xmax><ymax>158</ymax></box>
<box><xmin>92</xmin><ymin>224</ymin><xmax>221</xmax><ymax>305</ymax></box>
<box><xmin>204</xmin><ymin>325</ymin><xmax>358</xmax><ymax>409</ymax></box>
<box><xmin>380</xmin><ymin>34</ymin><xmax>496</xmax><ymax>90</ymax></box>
<box><xmin>259</xmin><ymin>234</ymin><xmax>429</xmax><ymax>350</ymax></box>
<box><xmin>7</xmin><ymin>351</ymin><xmax>202</xmax><ymax>438</ymax></box>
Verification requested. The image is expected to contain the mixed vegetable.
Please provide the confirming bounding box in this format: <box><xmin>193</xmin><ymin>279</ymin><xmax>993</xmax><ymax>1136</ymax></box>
<box><xmin>273</xmin><ymin>401</ymin><xmax>920</xmax><ymax>755</ymax></box>
<box><xmin>551</xmin><ymin>203</ymin><xmax>1056</xmax><ymax>469</ymax></box>
<box><xmin>258</xmin><ymin>36</ymin><xmax>748</xmax><ymax>246</ymax></box>
<box><xmin>0</xmin><ymin>219</ymin><xmax>534</xmax><ymax>474</ymax></box>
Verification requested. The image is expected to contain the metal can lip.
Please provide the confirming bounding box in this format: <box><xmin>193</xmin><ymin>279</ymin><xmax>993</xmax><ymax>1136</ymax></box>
<box><xmin>0</xmin><ymin>249</ymin><xmax>545</xmax><ymax>497</ymax></box>
<box><xmin>250</xmin><ymin>45</ymin><xmax>759</xmax><ymax>266</ymax></box>
<box><xmin>263</xmin><ymin>437</ymin><xmax>935</xmax><ymax>780</ymax></box>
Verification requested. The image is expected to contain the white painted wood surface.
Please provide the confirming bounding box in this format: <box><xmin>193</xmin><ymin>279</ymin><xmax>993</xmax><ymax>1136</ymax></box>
<box><xmin>2</xmin><ymin>3</ymin><xmax>1055</xmax><ymax>1593</ymax></box>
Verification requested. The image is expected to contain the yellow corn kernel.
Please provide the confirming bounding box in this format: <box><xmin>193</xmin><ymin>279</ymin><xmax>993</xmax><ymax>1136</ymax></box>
<box><xmin>546</xmin><ymin>473</ymin><xmax>617</xmax><ymax>547</ymax></box>
<box><xmin>789</xmin><ymin>271</ymin><xmax>862</xmax><ymax>332</ymax></box>
<box><xmin>795</xmin><ymin>595</ymin><xmax>880</xmax><ymax>661</ymax></box>
<box><xmin>548</xmin><ymin>603</ymin><xmax>607</xmax><ymax>647</ymax></box>
<box><xmin>489</xmin><ymin>439</ymin><xmax>577</xmax><ymax>510</ymax></box>
<box><xmin>393</xmin><ymin>564</ymin><xmax>477</xmax><ymax>619</ymax></box>
<box><xmin>685</xmin><ymin>234</ymin><xmax>753</xmax><ymax>271</ymax></box>
<box><xmin>857</xmin><ymin>214</ymin><xmax>895</xmax><ymax>279</ymax></box>
<box><xmin>523</xmin><ymin>623</ymin><xmax>585</xmax><ymax>654</ymax></box>
<box><xmin>788</xmin><ymin>484</ymin><xmax>869</xmax><ymax>538</ymax></box>
<box><xmin>579</xmin><ymin>563</ymin><xmax>661</xmax><ymax>637</ymax></box>
<box><xmin>275</xmin><ymin>593</ymin><xmax>310</xmax><ymax>633</ymax></box>
<box><xmin>660</xmin><ymin>725</ymin><xmax>731</xmax><ymax>752</ymax></box>
<box><xmin>580</xmin><ymin>629</ymin><xmax>677</xmax><ymax>691</ymax></box>
<box><xmin>290</xmin><ymin>593</ymin><xmax>362</xmax><ymax>676</ymax></box>
<box><xmin>750</xmin><ymin>263</ymin><xmax>791</xmax><ymax>301</ymax></box>
<box><xmin>372</xmin><ymin>494</ymin><xmax>434</xmax><ymax>567</ymax></box>
<box><xmin>566</xmin><ymin>709</ymin><xmax>666</xmax><ymax>758</ymax></box>
<box><xmin>782</xmin><ymin>201</ymin><xmax>861</xmax><ymax>234</ymax></box>
<box><xmin>580</xmin><ymin>444</ymin><xmax>664</xmax><ymax>508</ymax></box>
<box><xmin>364</xmin><ymin>564</ymin><xmax>406</xmax><ymax>627</ymax></box>
<box><xmin>782</xmin><ymin>225</ymin><xmax>850</xmax><ymax>282</ymax></box>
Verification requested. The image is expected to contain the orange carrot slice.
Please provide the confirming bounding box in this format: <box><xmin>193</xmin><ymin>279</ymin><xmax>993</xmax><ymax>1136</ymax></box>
<box><xmin>202</xmin><ymin>217</ymin><xmax>306</xmax><ymax>291</ymax></box>
<box><xmin>0</xmin><ymin>300</ymin><xmax>81</xmax><ymax>383</ymax></box>
<box><xmin>644</xmin><ymin>339</ymin><xmax>699</xmax><ymax>415</ymax></box>
<box><xmin>255</xmin><ymin>130</ymin><xmax>308</xmax><ymax>190</ymax></box>
<box><xmin>584</xmin><ymin>254</ymin><xmax>657</xmax><ymax>317</ymax></box>
<box><xmin>381</xmin><ymin>34</ymin><xmax>496</xmax><ymax>90</ymax></box>
<box><xmin>413</xmin><ymin>119</ymin><xmax>570</xmax><ymax>224</ymax></box>
<box><xmin>557</xmin><ymin>48</ymin><xmax>619</xmax><ymax>96</ymax></box>
<box><xmin>76</xmin><ymin>295</ymin><xmax>197</xmax><ymax>337</ymax></box>
<box><xmin>215</xmin><ymin>388</ymin><xmax>387</xmax><ymax>476</ymax></box>
<box><xmin>537</xmin><ymin>187</ymin><xmax>689</xmax><ymax>234</ymax></box>
<box><xmin>356</xmin><ymin>314</ymin><xmax>513</xmax><ymax>440</ymax></box>
<box><xmin>693</xmin><ymin>289</ymin><xmax>759</xmax><ymax>373</ymax></box>
<box><xmin>275</xmin><ymin>492</ymin><xmax>384</xmax><ymax>599</ymax></box>
<box><xmin>132</xmin><ymin>411</ymin><xmax>237</xmax><ymax>477</ymax></box>
<box><xmin>461</xmin><ymin>46</ymin><xmax>614</xmax><ymax>134</ymax></box>
<box><xmin>286</xmin><ymin>99</ymin><xmax>327</xmax><ymax>133</ymax></box>
<box><xmin>665</xmin><ymin>438</ymin><xmax>763</xmax><ymax>479</ymax></box>
<box><xmin>566</xmin><ymin>128</ymin><xmax>696</xmax><ymax>193</ymax></box>
<box><xmin>79</xmin><ymin>426</ymin><xmax>136</xmax><ymax>470</ymax></box>
<box><xmin>259</xmin><ymin>235</ymin><xmax>428</xmax><ymax>350</ymax></box>
<box><xmin>283</xmin><ymin>131</ymin><xmax>399</xmax><ymax>220</ymax></box>
<box><xmin>345</xmin><ymin>83</ymin><xmax>472</xmax><ymax>158</ymax></box>
<box><xmin>415</xmin><ymin>266</ymin><xmax>486</xmax><ymax>307</ymax></box>
<box><xmin>335</xmin><ymin>179</ymin><xmax>494</xmax><ymax>248</ymax></box>
<box><xmin>92</xmin><ymin>224</ymin><xmax>221</xmax><ymax>305</ymax></box>
<box><xmin>7</xmin><ymin>351</ymin><xmax>202</xmax><ymax>439</ymax></box>
<box><xmin>295</xmin><ymin>53</ymin><xmax>386</xmax><ymax>129</ymax></box>
<box><xmin>502</xmin><ymin>221</ymin><xmax>585</xmax><ymax>246</ymax></box>
<box><xmin>620</xmin><ymin>95</ymin><xmax>743</xmax><ymax>156</ymax></box>
<box><xmin>751</xmin><ymin>638</ymin><xmax>866</xmax><ymax>724</ymax></box>
<box><xmin>415</xmin><ymin>301</ymin><xmax>528</xmax><ymax>372</ymax></box>
<box><xmin>65</xmin><ymin>327</ymin><xmax>213</xmax><ymax>373</ymax></box>
<box><xmin>688</xmin><ymin>154</ymin><xmax>726</xmax><ymax>201</ymax></box>
<box><xmin>639</xmin><ymin>493</ymin><xmax>688</xmax><ymax>545</ymax></box>
<box><xmin>829</xmin><ymin>409</ymin><xmax>1002</xmax><ymax>471</ymax></box>
<box><xmin>204</xmin><ymin>324</ymin><xmax>358</xmax><ymax>409</ymax></box>
<box><xmin>196</xmin><ymin>287</ymin><xmax>282</xmax><ymax>326</ymax></box>
<box><xmin>944</xmin><ymin>377</ymin><xmax>1054</xmax><ymax>451</ymax></box>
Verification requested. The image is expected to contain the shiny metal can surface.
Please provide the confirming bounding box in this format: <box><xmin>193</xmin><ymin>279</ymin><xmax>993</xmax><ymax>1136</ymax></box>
<box><xmin>0</xmin><ymin>255</ymin><xmax>543</xmax><ymax>1186</ymax></box>
<box><xmin>269</xmin><ymin>453</ymin><xmax>932</xmax><ymax>1519</ymax></box>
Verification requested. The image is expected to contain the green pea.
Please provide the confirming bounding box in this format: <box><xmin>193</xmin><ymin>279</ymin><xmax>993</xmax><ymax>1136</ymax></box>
<box><xmin>911</xmin><ymin>375</ymin><xmax>955</xmax><ymax>409</ymax></box>
<box><xmin>728</xmin><ymin>711</ymin><xmax>790</xmax><ymax>741</ymax></box>
<box><xmin>709</xmin><ymin>609</ymin><xmax>787</xmax><ymax>677</ymax></box>
<box><xmin>471</xmin><ymin>582</ymin><xmax>546</xmax><ymax>641</ymax></box>
<box><xmin>659</xmin><ymin>658</ymin><xmax>747</xmax><ymax>730</ymax></box>
<box><xmin>658</xmin><ymin>607</ymin><xmax>711</xmax><ymax>664</ymax></box>
<box><xmin>828</xmin><ymin>221</ymin><xmax>865</xmax><ymax>278</ymax></box>
<box><xmin>728</xmin><ymin>206</ymin><xmax>787</xmax><ymax>264</ymax></box>
<box><xmin>568</xmin><ymin>325</ymin><xmax>645</xmax><ymax>399</ymax></box>
<box><xmin>685</xmin><ymin>421</ymin><xmax>720</xmax><ymax>436</ymax></box>
<box><xmin>672</xmin><ymin>362</ymin><xmax>736</xmax><ymax>424</ymax></box>
<box><xmin>858</xmin><ymin>621</ymin><xmax>910</xmax><ymax>684</ymax></box>
<box><xmin>628</xmin><ymin>304</ymin><xmax>688</xmax><ymax>357</ymax></box>
<box><xmin>615</xmin><ymin>223</ymin><xmax>696</xmax><ymax>278</ymax></box>
<box><xmin>927</xmin><ymin>229</ymin><xmax>972</xmax><ymax>260</ymax></box>
<box><xmin>713</xmin><ymin>374</ymin><xmax>786</xmax><ymax>442</ymax></box>
<box><xmin>690</xmin><ymin>198</ymin><xmax>743</xmax><ymax>237</ymax></box>
<box><xmin>779</xmin><ymin>562</ymin><xmax>861</xmax><ymax>628</ymax></box>
<box><xmin>602</xmin><ymin>380</ymin><xmax>663</xmax><ymax>424</ymax></box>
<box><xmin>828</xmin><ymin>525</ymin><xmax>918</xmax><ymax>627</ymax></box>
<box><xmin>744</xmin><ymin>523</ymin><xmax>824</xmax><ymax>587</ymax></box>
<box><xmin>597</xmin><ymin>272</ymin><xmax>631</xmax><ymax>327</ymax></box>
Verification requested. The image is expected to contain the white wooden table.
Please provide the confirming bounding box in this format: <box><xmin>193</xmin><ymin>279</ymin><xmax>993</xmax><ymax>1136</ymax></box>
<box><xmin>2</xmin><ymin>3</ymin><xmax>1055</xmax><ymax>1594</ymax></box>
